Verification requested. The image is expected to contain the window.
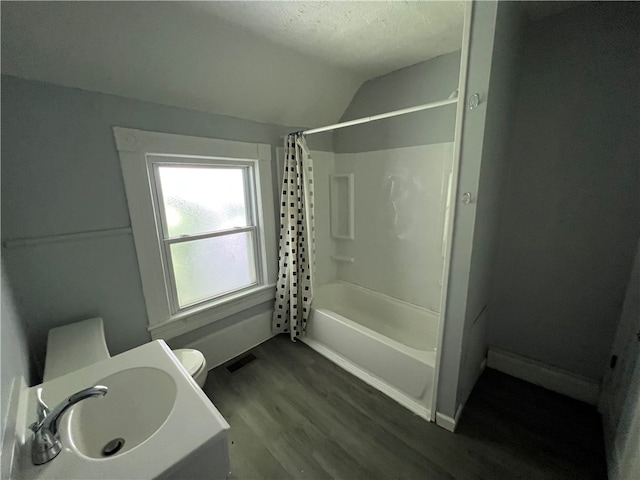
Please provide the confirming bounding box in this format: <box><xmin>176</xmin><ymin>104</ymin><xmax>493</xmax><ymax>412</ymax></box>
<box><xmin>152</xmin><ymin>161</ymin><xmax>261</xmax><ymax>310</ymax></box>
<box><xmin>114</xmin><ymin>128</ymin><xmax>276</xmax><ymax>340</ymax></box>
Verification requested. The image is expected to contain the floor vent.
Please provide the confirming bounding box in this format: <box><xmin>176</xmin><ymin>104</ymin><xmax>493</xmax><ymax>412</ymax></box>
<box><xmin>226</xmin><ymin>353</ymin><xmax>257</xmax><ymax>373</ymax></box>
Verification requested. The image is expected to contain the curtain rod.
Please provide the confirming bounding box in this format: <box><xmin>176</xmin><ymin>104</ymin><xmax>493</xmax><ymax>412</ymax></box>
<box><xmin>299</xmin><ymin>90</ymin><xmax>458</xmax><ymax>136</ymax></box>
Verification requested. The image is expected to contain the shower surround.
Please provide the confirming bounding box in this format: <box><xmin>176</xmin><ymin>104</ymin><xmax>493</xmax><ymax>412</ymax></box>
<box><xmin>304</xmin><ymin>142</ymin><xmax>454</xmax><ymax>417</ymax></box>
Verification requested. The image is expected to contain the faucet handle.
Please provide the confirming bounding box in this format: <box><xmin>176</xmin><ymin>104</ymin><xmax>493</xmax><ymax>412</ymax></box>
<box><xmin>29</xmin><ymin>388</ymin><xmax>50</xmax><ymax>432</ymax></box>
<box><xmin>35</xmin><ymin>387</ymin><xmax>51</xmax><ymax>418</ymax></box>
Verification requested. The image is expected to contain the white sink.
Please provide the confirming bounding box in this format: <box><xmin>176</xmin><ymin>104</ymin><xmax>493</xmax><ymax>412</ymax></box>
<box><xmin>9</xmin><ymin>340</ymin><xmax>230</xmax><ymax>479</ymax></box>
<box><xmin>67</xmin><ymin>367</ymin><xmax>177</xmax><ymax>458</ymax></box>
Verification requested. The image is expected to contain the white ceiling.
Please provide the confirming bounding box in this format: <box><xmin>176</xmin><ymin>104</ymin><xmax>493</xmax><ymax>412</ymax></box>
<box><xmin>1</xmin><ymin>1</ymin><xmax>464</xmax><ymax>127</ymax></box>
<box><xmin>192</xmin><ymin>1</ymin><xmax>465</xmax><ymax>78</ymax></box>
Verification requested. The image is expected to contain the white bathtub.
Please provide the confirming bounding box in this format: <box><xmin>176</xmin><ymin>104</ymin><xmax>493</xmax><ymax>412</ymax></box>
<box><xmin>302</xmin><ymin>281</ymin><xmax>439</xmax><ymax>420</ymax></box>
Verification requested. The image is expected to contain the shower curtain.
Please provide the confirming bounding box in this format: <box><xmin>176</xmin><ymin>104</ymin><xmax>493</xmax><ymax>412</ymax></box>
<box><xmin>272</xmin><ymin>133</ymin><xmax>316</xmax><ymax>341</ymax></box>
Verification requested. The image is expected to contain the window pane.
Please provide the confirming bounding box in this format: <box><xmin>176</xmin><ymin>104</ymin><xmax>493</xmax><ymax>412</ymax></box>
<box><xmin>157</xmin><ymin>165</ymin><xmax>248</xmax><ymax>237</ymax></box>
<box><xmin>170</xmin><ymin>232</ymin><xmax>257</xmax><ymax>308</ymax></box>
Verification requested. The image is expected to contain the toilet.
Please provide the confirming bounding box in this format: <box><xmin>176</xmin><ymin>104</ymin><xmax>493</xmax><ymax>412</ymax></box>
<box><xmin>170</xmin><ymin>348</ymin><xmax>208</xmax><ymax>388</ymax></box>
<box><xmin>43</xmin><ymin>317</ymin><xmax>208</xmax><ymax>388</ymax></box>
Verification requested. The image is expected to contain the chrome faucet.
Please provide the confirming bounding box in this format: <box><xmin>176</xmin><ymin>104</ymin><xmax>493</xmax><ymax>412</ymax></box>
<box><xmin>30</xmin><ymin>385</ymin><xmax>108</xmax><ymax>465</ymax></box>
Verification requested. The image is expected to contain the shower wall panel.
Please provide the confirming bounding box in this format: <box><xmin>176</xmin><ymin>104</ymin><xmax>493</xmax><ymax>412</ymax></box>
<box><xmin>311</xmin><ymin>151</ymin><xmax>338</xmax><ymax>286</ymax></box>
<box><xmin>334</xmin><ymin>142</ymin><xmax>453</xmax><ymax>312</ymax></box>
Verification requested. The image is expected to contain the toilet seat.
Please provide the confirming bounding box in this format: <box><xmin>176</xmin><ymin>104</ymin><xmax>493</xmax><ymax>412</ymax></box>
<box><xmin>172</xmin><ymin>348</ymin><xmax>209</xmax><ymax>388</ymax></box>
<box><xmin>173</xmin><ymin>349</ymin><xmax>204</xmax><ymax>376</ymax></box>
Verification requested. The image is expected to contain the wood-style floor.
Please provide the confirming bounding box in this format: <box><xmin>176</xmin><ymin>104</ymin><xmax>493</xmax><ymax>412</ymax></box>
<box><xmin>204</xmin><ymin>335</ymin><xmax>607</xmax><ymax>479</ymax></box>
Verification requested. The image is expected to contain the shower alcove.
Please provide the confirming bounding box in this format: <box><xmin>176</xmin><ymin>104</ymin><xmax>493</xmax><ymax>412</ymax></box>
<box><xmin>275</xmin><ymin>2</ymin><xmax>476</xmax><ymax>422</ymax></box>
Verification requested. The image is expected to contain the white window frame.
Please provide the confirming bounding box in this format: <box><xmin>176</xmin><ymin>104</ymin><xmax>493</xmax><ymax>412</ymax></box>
<box><xmin>114</xmin><ymin>127</ymin><xmax>277</xmax><ymax>340</ymax></box>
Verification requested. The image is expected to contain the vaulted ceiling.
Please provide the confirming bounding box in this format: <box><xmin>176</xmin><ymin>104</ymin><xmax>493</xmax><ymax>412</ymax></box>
<box><xmin>1</xmin><ymin>1</ymin><xmax>464</xmax><ymax>127</ymax></box>
<box><xmin>191</xmin><ymin>1</ymin><xmax>465</xmax><ymax>78</ymax></box>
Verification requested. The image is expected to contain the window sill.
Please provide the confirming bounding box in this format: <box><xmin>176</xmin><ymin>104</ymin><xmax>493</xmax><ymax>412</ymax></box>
<box><xmin>148</xmin><ymin>284</ymin><xmax>276</xmax><ymax>340</ymax></box>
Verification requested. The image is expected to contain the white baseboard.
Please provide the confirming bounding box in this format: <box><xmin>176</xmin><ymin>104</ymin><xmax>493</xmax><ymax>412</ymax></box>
<box><xmin>487</xmin><ymin>347</ymin><xmax>601</xmax><ymax>405</ymax></box>
<box><xmin>435</xmin><ymin>412</ymin><xmax>456</xmax><ymax>432</ymax></box>
<box><xmin>479</xmin><ymin>357</ymin><xmax>487</xmax><ymax>372</ymax></box>
<box><xmin>435</xmin><ymin>391</ymin><xmax>470</xmax><ymax>433</ymax></box>
<box><xmin>301</xmin><ymin>337</ymin><xmax>432</xmax><ymax>422</ymax></box>
<box><xmin>186</xmin><ymin>311</ymin><xmax>276</xmax><ymax>370</ymax></box>
<box><xmin>436</xmin><ymin>356</ymin><xmax>486</xmax><ymax>433</ymax></box>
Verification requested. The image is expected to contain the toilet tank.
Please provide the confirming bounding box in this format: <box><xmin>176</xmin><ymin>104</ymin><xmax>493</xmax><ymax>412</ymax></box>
<box><xmin>43</xmin><ymin>317</ymin><xmax>112</xmax><ymax>382</ymax></box>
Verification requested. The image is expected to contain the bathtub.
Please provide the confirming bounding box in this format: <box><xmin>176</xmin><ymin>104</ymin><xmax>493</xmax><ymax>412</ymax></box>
<box><xmin>302</xmin><ymin>281</ymin><xmax>439</xmax><ymax>420</ymax></box>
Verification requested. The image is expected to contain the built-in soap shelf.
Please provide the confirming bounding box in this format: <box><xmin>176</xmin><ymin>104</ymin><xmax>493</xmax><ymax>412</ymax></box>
<box><xmin>331</xmin><ymin>255</ymin><xmax>355</xmax><ymax>263</ymax></box>
<box><xmin>330</xmin><ymin>173</ymin><xmax>354</xmax><ymax>240</ymax></box>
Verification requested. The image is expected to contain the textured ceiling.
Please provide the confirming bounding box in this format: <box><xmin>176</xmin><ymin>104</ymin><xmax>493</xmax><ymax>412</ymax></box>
<box><xmin>191</xmin><ymin>1</ymin><xmax>465</xmax><ymax>78</ymax></box>
<box><xmin>1</xmin><ymin>1</ymin><xmax>464</xmax><ymax>127</ymax></box>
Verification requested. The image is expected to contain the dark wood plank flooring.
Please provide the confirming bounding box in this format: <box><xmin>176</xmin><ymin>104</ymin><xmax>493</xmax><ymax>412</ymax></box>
<box><xmin>204</xmin><ymin>335</ymin><xmax>607</xmax><ymax>479</ymax></box>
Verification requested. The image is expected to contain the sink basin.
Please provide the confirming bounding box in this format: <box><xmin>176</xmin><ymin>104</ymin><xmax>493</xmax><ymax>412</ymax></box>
<box><xmin>66</xmin><ymin>367</ymin><xmax>177</xmax><ymax>458</ymax></box>
<box><xmin>9</xmin><ymin>340</ymin><xmax>230</xmax><ymax>479</ymax></box>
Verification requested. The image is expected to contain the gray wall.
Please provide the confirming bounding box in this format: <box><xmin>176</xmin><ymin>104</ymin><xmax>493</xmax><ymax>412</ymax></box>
<box><xmin>1</xmin><ymin>75</ymin><xmax>311</xmax><ymax>378</ymax></box>
<box><xmin>1</xmin><ymin>259</ymin><xmax>33</xmax><ymax>451</ymax></box>
<box><xmin>488</xmin><ymin>2</ymin><xmax>640</xmax><ymax>382</ymax></box>
<box><xmin>456</xmin><ymin>1</ymin><xmax>526</xmax><ymax>409</ymax></box>
<box><xmin>333</xmin><ymin>51</ymin><xmax>461</xmax><ymax>153</ymax></box>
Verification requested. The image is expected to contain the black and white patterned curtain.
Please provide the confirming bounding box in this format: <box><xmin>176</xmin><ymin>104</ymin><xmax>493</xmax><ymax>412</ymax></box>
<box><xmin>272</xmin><ymin>133</ymin><xmax>315</xmax><ymax>341</ymax></box>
